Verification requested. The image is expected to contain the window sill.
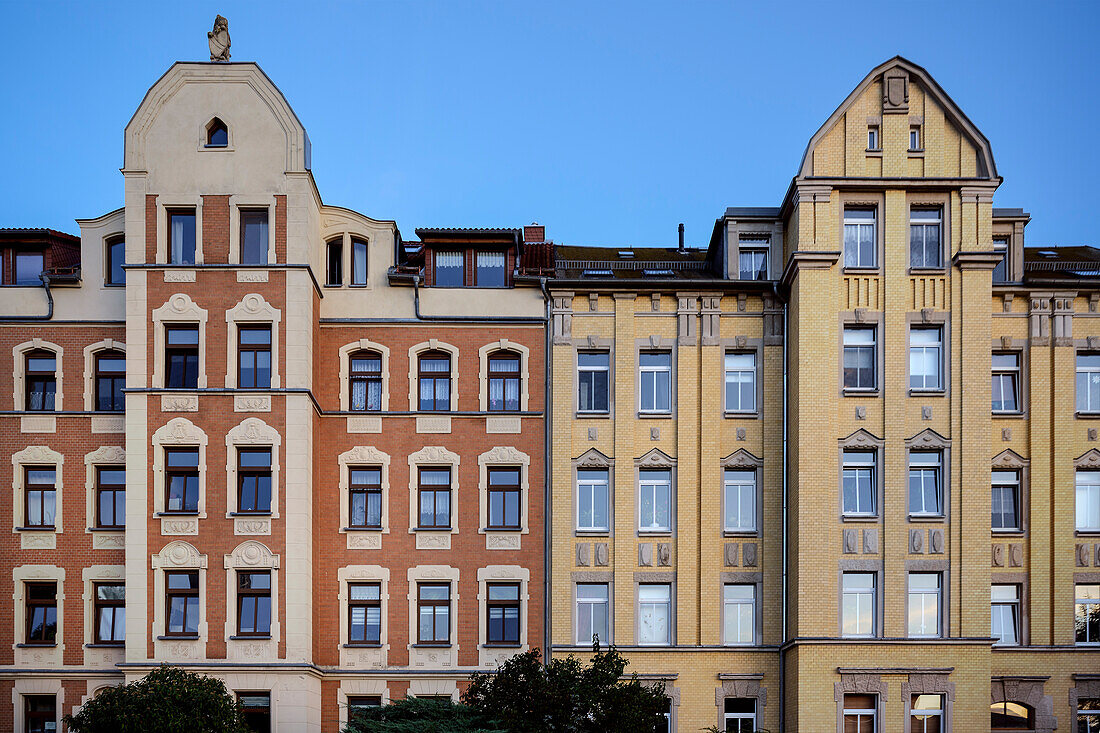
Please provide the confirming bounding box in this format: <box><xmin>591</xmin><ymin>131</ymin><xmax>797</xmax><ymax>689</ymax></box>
<box><xmin>842</xmin><ymin>389</ymin><xmax>879</xmax><ymax>397</ymax></box>
<box><xmin>575</xmin><ymin>529</ymin><xmax>610</xmax><ymax>536</ymax></box>
<box><xmin>723</xmin><ymin>530</ymin><xmax>759</xmax><ymax>538</ymax></box>
<box><xmin>992</xmin><ymin>529</ymin><xmax>1025</xmax><ymax>537</ymax></box>
<box><xmin>230</xmin><ymin>635</ymin><xmax>272</xmax><ymax>641</ymax></box>
<box><xmin>229</xmin><ymin>512</ymin><xmax>272</xmax><ymax>517</ymax></box>
<box><xmin>323</xmin><ymin>283</ymin><xmax>342</xmax><ymax>289</ymax></box>
<box><xmin>344</xmin><ymin>642</ymin><xmax>383</xmax><ymax>648</ymax></box>
<box><xmin>992</xmin><ymin>411</ymin><xmax>1025</xmax><ymax>418</ymax></box>
<box><xmin>344</xmin><ymin>526</ymin><xmax>384</xmax><ymax>532</ymax></box>
<box><xmin>637</xmin><ymin>412</ymin><xmax>673</xmax><ymax>419</ymax></box>
<box><xmin>908</xmin><ymin>389</ymin><xmax>945</xmax><ymax>397</ymax></box>
<box><xmin>576</xmin><ymin>412</ymin><xmax>611</xmax><ymax>419</ymax></box>
<box><xmin>412</xmin><ymin>643</ymin><xmax>452</xmax><ymax>648</ymax></box>
<box><xmin>864</xmin><ymin>149</ymin><xmax>883</xmax><ymax>157</ymax></box>
<box><xmin>157</xmin><ymin>635</ymin><xmax>199</xmax><ymax>641</ymax></box>
<box><xmin>639</xmin><ymin>529</ymin><xmax>672</xmax><ymax>536</ymax></box>
<box><xmin>349</xmin><ymin>283</ymin><xmax>369</xmax><ymax>289</ymax></box>
<box><xmin>85</xmin><ymin>643</ymin><xmax>124</xmax><ymax>648</ymax></box>
<box><xmin>908</xmin><ymin>149</ymin><xmax>926</xmax><ymax>157</ymax></box>
<box><xmin>724</xmin><ymin>411</ymin><xmax>760</xmax><ymax>419</ymax></box>
<box><xmin>156</xmin><ymin>511</ymin><xmax>200</xmax><ymax>517</ymax></box>
<box><xmin>483</xmin><ymin>642</ymin><xmax>523</xmax><ymax>648</ymax></box>
<box><xmin>414</xmin><ymin>527</ymin><xmax>453</xmax><ymax>533</ymax></box>
<box><xmin>15</xmin><ymin>526</ymin><xmax>55</xmax><ymax>532</ymax></box>
<box><xmin>1077</xmin><ymin>412</ymin><xmax>1100</xmax><ymax>419</ymax></box>
<box><xmin>841</xmin><ymin>267</ymin><xmax>881</xmax><ymax>275</ymax></box>
<box><xmin>908</xmin><ymin>267</ymin><xmax>945</xmax><ymax>275</ymax></box>
<box><xmin>16</xmin><ymin>643</ymin><xmax>57</xmax><ymax>648</ymax></box>
<box><xmin>92</xmin><ymin>409</ymin><xmax>124</xmax><ymax>414</ymax></box>
<box><xmin>908</xmin><ymin>514</ymin><xmax>945</xmax><ymax>522</ymax></box>
<box><xmin>1075</xmin><ymin>530</ymin><xmax>1100</xmax><ymax>537</ymax></box>
<box><xmin>88</xmin><ymin>527</ymin><xmax>124</xmax><ymax>532</ymax></box>
<box><xmin>484</xmin><ymin>526</ymin><xmax>522</xmax><ymax>533</ymax></box>
<box><xmin>841</xmin><ymin>515</ymin><xmax>879</xmax><ymax>523</ymax></box>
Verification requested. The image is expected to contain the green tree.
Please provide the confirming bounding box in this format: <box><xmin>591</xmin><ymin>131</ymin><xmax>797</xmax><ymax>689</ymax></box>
<box><xmin>344</xmin><ymin>696</ymin><xmax>500</xmax><ymax>733</ymax></box>
<box><xmin>64</xmin><ymin>665</ymin><xmax>250</xmax><ymax>733</ymax></box>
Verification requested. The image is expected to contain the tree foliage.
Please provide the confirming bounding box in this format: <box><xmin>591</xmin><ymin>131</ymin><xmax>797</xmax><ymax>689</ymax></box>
<box><xmin>345</xmin><ymin>696</ymin><xmax>500</xmax><ymax>733</ymax></box>
<box><xmin>64</xmin><ymin>665</ymin><xmax>250</xmax><ymax>733</ymax></box>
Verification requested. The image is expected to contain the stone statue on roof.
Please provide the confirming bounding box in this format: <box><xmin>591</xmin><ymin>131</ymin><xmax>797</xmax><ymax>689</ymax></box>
<box><xmin>208</xmin><ymin>15</ymin><xmax>231</xmax><ymax>62</ymax></box>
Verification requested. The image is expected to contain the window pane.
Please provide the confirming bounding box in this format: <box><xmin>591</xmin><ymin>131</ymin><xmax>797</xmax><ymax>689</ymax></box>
<box><xmin>14</xmin><ymin>252</ymin><xmax>45</xmax><ymax>285</ymax></box>
<box><xmin>351</xmin><ymin>240</ymin><xmax>368</xmax><ymax>285</ymax></box>
<box><xmin>476</xmin><ymin>251</ymin><xmax>507</xmax><ymax>287</ymax></box>
<box><xmin>435</xmin><ymin>250</ymin><xmax>464</xmax><ymax>286</ymax></box>
<box><xmin>240</xmin><ymin>210</ymin><xmax>268</xmax><ymax>265</ymax></box>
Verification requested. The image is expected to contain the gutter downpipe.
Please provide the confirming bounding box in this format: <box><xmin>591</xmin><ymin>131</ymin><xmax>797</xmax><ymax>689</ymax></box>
<box><xmin>539</xmin><ymin>277</ymin><xmax>552</xmax><ymax>660</ymax></box>
<box><xmin>779</xmin><ymin>299</ymin><xmax>789</xmax><ymax>732</ymax></box>
<box><xmin>0</xmin><ymin>273</ymin><xmax>54</xmax><ymax>322</ymax></box>
<box><xmin>411</xmin><ymin>274</ymin><xmax>544</xmax><ymax>323</ymax></box>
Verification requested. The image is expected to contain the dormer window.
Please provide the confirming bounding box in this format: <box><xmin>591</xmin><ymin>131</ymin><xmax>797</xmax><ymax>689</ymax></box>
<box><xmin>434</xmin><ymin>251</ymin><xmax>465</xmax><ymax>287</ymax></box>
<box><xmin>206</xmin><ymin>117</ymin><xmax>228</xmax><ymax>148</ymax></box>
<box><xmin>475</xmin><ymin>251</ymin><xmax>507</xmax><ymax>287</ymax></box>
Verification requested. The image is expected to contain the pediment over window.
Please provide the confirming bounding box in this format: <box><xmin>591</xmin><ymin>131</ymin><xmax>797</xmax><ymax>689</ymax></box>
<box><xmin>1075</xmin><ymin>449</ymin><xmax>1100</xmax><ymax>469</ymax></box>
<box><xmin>225</xmin><ymin>540</ymin><xmax>279</xmax><ymax>570</ymax></box>
<box><xmin>839</xmin><ymin>429</ymin><xmax>884</xmax><ymax>449</ymax></box>
<box><xmin>636</xmin><ymin>448</ymin><xmax>675</xmax><ymax>468</ymax></box>
<box><xmin>574</xmin><ymin>448</ymin><xmax>612</xmax><ymax>468</ymax></box>
<box><xmin>905</xmin><ymin>428</ymin><xmax>951</xmax><ymax>450</ymax></box>
<box><xmin>152</xmin><ymin>540</ymin><xmax>205</xmax><ymax>569</ymax></box>
<box><xmin>721</xmin><ymin>449</ymin><xmax>763</xmax><ymax>469</ymax></box>
<box><xmin>992</xmin><ymin>449</ymin><xmax>1028</xmax><ymax>470</ymax></box>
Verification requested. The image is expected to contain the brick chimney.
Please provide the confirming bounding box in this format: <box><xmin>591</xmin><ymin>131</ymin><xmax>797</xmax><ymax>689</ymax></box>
<box><xmin>523</xmin><ymin>223</ymin><xmax>545</xmax><ymax>243</ymax></box>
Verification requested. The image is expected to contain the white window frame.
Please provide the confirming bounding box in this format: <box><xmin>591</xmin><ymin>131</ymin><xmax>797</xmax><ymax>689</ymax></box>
<box><xmin>910</xmin><ymin>126</ymin><xmax>922</xmax><ymax>151</ymax></box>
<box><xmin>576</xmin><ymin>468</ymin><xmax>610</xmax><ymax>532</ymax></box>
<box><xmin>842</xmin><ymin>572</ymin><xmax>876</xmax><ymax>638</ymax></box>
<box><xmin>722</xmin><ymin>584</ymin><xmax>755</xmax><ymax>646</ymax></box>
<box><xmin>909</xmin><ymin>327</ymin><xmax>943</xmax><ymax>391</ymax></box>
<box><xmin>638</xmin><ymin>351</ymin><xmax>671</xmax><ymax>414</ymax></box>
<box><xmin>577</xmin><ymin>351</ymin><xmax>610</xmax><ymax>414</ymax></box>
<box><xmin>575</xmin><ymin>582</ymin><xmax>610</xmax><ymax>645</ymax></box>
<box><xmin>724</xmin><ymin>352</ymin><xmax>756</xmax><ymax>413</ymax></box>
<box><xmin>867</xmin><ymin>126</ymin><xmax>879</xmax><ymax>150</ymax></box>
<box><xmin>638</xmin><ymin>469</ymin><xmax>671</xmax><ymax>533</ymax></box>
<box><xmin>909</xmin><ymin>207</ymin><xmax>943</xmax><ymax>268</ymax></box>
<box><xmin>992</xmin><ymin>352</ymin><xmax>1020</xmax><ymax>412</ymax></box>
<box><xmin>842</xmin><ymin>694</ymin><xmax>877</xmax><ymax>733</ymax></box>
<box><xmin>843</xmin><ymin>327</ymin><xmax>877</xmax><ymax>391</ymax></box>
<box><xmin>1078</xmin><ymin>697</ymin><xmax>1100</xmax><ymax>730</ymax></box>
<box><xmin>723</xmin><ymin>469</ymin><xmax>756</xmax><ymax>533</ymax></box>
<box><xmin>908</xmin><ymin>451</ymin><xmax>943</xmax><ymax>517</ymax></box>
<box><xmin>1078</xmin><ymin>471</ymin><xmax>1100</xmax><ymax>532</ymax></box>
<box><xmin>723</xmin><ymin>697</ymin><xmax>757</xmax><ymax>731</ymax></box>
<box><xmin>991</xmin><ymin>584</ymin><xmax>1020</xmax><ymax>646</ymax></box>
<box><xmin>636</xmin><ymin>583</ymin><xmax>672</xmax><ymax>646</ymax></box>
<box><xmin>842</xmin><ymin>450</ymin><xmax>876</xmax><ymax>517</ymax></box>
<box><xmin>908</xmin><ymin>572</ymin><xmax>942</xmax><ymax>638</ymax></box>
<box><xmin>843</xmin><ymin>208</ymin><xmax>877</xmax><ymax>268</ymax></box>
<box><xmin>909</xmin><ymin>694</ymin><xmax>943</xmax><ymax>733</ymax></box>
<box><xmin>1079</xmin><ymin>353</ymin><xmax>1100</xmax><ymax>413</ymax></box>
<box><xmin>738</xmin><ymin>238</ymin><xmax>769</xmax><ymax>280</ymax></box>
<box><xmin>992</xmin><ymin>470</ymin><xmax>1021</xmax><ymax>532</ymax></box>
<box><xmin>1077</xmin><ymin>584</ymin><xmax>1100</xmax><ymax>646</ymax></box>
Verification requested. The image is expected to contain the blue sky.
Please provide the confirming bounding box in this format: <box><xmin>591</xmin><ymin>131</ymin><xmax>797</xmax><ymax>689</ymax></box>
<box><xmin>1</xmin><ymin>1</ymin><xmax>1097</xmax><ymax>247</ymax></box>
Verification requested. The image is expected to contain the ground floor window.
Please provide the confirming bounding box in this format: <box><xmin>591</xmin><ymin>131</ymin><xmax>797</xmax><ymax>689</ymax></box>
<box><xmin>724</xmin><ymin>697</ymin><xmax>755</xmax><ymax>732</ymax></box>
<box><xmin>347</xmin><ymin>695</ymin><xmax>382</xmax><ymax>721</ymax></box>
<box><xmin>1077</xmin><ymin>697</ymin><xmax>1099</xmax><ymax>733</ymax></box>
<box><xmin>910</xmin><ymin>694</ymin><xmax>943</xmax><ymax>732</ymax></box>
<box><xmin>843</xmin><ymin>693</ymin><xmax>877</xmax><ymax>732</ymax></box>
<box><xmin>237</xmin><ymin>691</ymin><xmax>271</xmax><ymax>733</ymax></box>
<box><xmin>24</xmin><ymin>695</ymin><xmax>55</xmax><ymax>733</ymax></box>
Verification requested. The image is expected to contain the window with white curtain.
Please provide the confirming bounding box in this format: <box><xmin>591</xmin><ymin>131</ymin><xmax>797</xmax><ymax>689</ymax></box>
<box><xmin>638</xmin><ymin>469</ymin><xmax>671</xmax><ymax>532</ymax></box>
<box><xmin>724</xmin><ymin>352</ymin><xmax>756</xmax><ymax>412</ymax></box>
<box><xmin>488</xmin><ymin>351</ymin><xmax>520</xmax><ymax>411</ymax></box>
<box><xmin>476</xmin><ymin>251</ymin><xmax>507</xmax><ymax>287</ymax></box>
<box><xmin>723</xmin><ymin>469</ymin><xmax>756</xmax><ymax>532</ymax></box>
<box><xmin>637</xmin><ymin>584</ymin><xmax>671</xmax><ymax>645</ymax></box>
<box><xmin>434</xmin><ymin>250</ymin><xmax>464</xmax><ymax>287</ymax></box>
<box><xmin>722</xmin><ymin>584</ymin><xmax>754</xmax><ymax>645</ymax></box>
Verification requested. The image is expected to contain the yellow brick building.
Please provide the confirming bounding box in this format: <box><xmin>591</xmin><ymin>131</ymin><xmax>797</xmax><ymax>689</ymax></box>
<box><xmin>548</xmin><ymin>56</ymin><xmax>1100</xmax><ymax>732</ymax></box>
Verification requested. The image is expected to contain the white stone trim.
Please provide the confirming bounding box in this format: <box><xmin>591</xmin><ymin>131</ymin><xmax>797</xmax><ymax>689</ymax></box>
<box><xmin>478</xmin><ymin>339</ymin><xmax>531</xmax><ymax>412</ymax></box>
<box><xmin>223</xmin><ymin>541</ymin><xmax>281</xmax><ymax>660</ymax></box>
<box><xmin>82</xmin><ymin>339</ymin><xmax>125</xmax><ymax>411</ymax></box>
<box><xmin>11</xmin><ymin>677</ymin><xmax>63</xmax><ymax>733</ymax></box>
<box><xmin>12</xmin><ymin>446</ymin><xmax>64</xmax><ymax>533</ymax></box>
<box><xmin>156</xmin><ymin>195</ymin><xmax>204</xmax><ymax>265</ymax></box>
<box><xmin>151</xmin><ymin>541</ymin><xmax>208</xmax><ymax>661</ymax></box>
<box><xmin>13</xmin><ymin>339</ymin><xmax>63</xmax><ymax>411</ymax></box>
<box><xmin>407</xmin><ymin>679</ymin><xmax>459</xmax><ymax>701</ymax></box>
<box><xmin>339</xmin><ymin>446</ymin><xmax>391</xmax><ymax>542</ymax></box>
<box><xmin>339</xmin><ymin>339</ymin><xmax>390</xmax><ymax>411</ymax></box>
<box><xmin>408</xmin><ymin>340</ymin><xmax>459</xmax><ymax>411</ymax></box>
<box><xmin>151</xmin><ymin>418</ymin><xmax>209</xmax><ymax>519</ymax></box>
<box><xmin>337</xmin><ymin>680</ymin><xmax>390</xmax><ymax>728</ymax></box>
<box><xmin>406</xmin><ymin>565</ymin><xmax>460</xmax><ymax>670</ymax></box>
<box><xmin>228</xmin><ymin>195</ymin><xmax>277</xmax><ymax>265</ymax></box>
<box><xmin>476</xmin><ymin>565</ymin><xmax>530</xmax><ymax>667</ymax></box>
<box><xmin>477</xmin><ymin>446</ymin><xmax>531</xmax><ymax>546</ymax></box>
<box><xmin>225</xmin><ymin>293</ymin><xmax>282</xmax><ymax>389</ymax></box>
<box><xmin>337</xmin><ymin>565</ymin><xmax>391</xmax><ymax>669</ymax></box>
<box><xmin>224</xmin><ymin>418</ymin><xmax>282</xmax><ymax>521</ymax></box>
<box><xmin>84</xmin><ymin>446</ymin><xmax>125</xmax><ymax>533</ymax></box>
<box><xmin>12</xmin><ymin>565</ymin><xmax>65</xmax><ymax>667</ymax></box>
<box><xmin>151</xmin><ymin>294</ymin><xmax>209</xmax><ymax>388</ymax></box>
<box><xmin>407</xmin><ymin>446</ymin><xmax>461</xmax><ymax>537</ymax></box>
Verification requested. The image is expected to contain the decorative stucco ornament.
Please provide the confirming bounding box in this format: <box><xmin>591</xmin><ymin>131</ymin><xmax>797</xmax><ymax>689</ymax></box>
<box><xmin>208</xmin><ymin>15</ymin><xmax>231</xmax><ymax>62</ymax></box>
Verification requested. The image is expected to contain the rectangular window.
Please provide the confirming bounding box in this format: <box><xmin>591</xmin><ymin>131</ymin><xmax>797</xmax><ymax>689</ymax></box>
<box><xmin>326</xmin><ymin>239</ymin><xmax>342</xmax><ymax>285</ymax></box>
<box><xmin>910</xmin><ymin>126</ymin><xmax>922</xmax><ymax>151</ymax></box>
<box><xmin>639</xmin><ymin>351</ymin><xmax>671</xmax><ymax>413</ymax></box>
<box><xmin>724</xmin><ymin>697</ymin><xmax>756</xmax><ymax>732</ymax></box>
<box><xmin>96</xmin><ymin>467</ymin><xmax>125</xmax><ymax>529</ymax></box>
<box><xmin>488</xmin><ymin>352</ymin><xmax>521</xmax><ymax>412</ymax></box>
<box><xmin>349</xmin><ymin>351</ymin><xmax>382</xmax><ymax>411</ymax></box>
<box><xmin>486</xmin><ymin>582</ymin><xmax>521</xmax><ymax>644</ymax></box>
<box><xmin>991</xmin><ymin>584</ymin><xmax>1020</xmax><ymax>646</ymax></box>
<box><xmin>908</xmin><ymin>572</ymin><xmax>942</xmax><ymax>638</ymax></box>
<box><xmin>237</xmin><ymin>571</ymin><xmax>271</xmax><ymax>636</ymax></box>
<box><xmin>908</xmin><ymin>451</ymin><xmax>943</xmax><ymax>517</ymax></box>
<box><xmin>165</xmin><ymin>570</ymin><xmax>199</xmax><ymax>636</ymax></box>
<box><xmin>347</xmin><ymin>696</ymin><xmax>382</xmax><ymax>719</ymax></box>
<box><xmin>417</xmin><ymin>468</ymin><xmax>451</xmax><ymax>529</ymax></box>
<box><xmin>25</xmin><ymin>582</ymin><xmax>57</xmax><ymax>644</ymax></box>
<box><xmin>237</xmin><ymin>325</ymin><xmax>272</xmax><ymax>390</ymax></box>
<box><xmin>237</xmin><ymin>692</ymin><xmax>271</xmax><ymax>733</ymax></box>
<box><xmin>164</xmin><ymin>448</ymin><xmax>199</xmax><ymax>513</ymax></box>
<box><xmin>724</xmin><ymin>352</ymin><xmax>756</xmax><ymax>412</ymax></box>
<box><xmin>636</xmin><ymin>584</ymin><xmax>671</xmax><ymax>645</ymax></box>
<box><xmin>14</xmin><ymin>251</ymin><xmax>45</xmax><ymax>286</ymax></box>
<box><xmin>487</xmin><ymin>467</ymin><xmax>521</xmax><ymax>530</ymax></box>
<box><xmin>867</xmin><ymin>125</ymin><xmax>880</xmax><ymax>151</ymax></box>
<box><xmin>1080</xmin><ymin>353</ymin><xmax>1100</xmax><ymax>412</ymax></box>
<box><xmin>476</xmin><ymin>251</ymin><xmax>507</xmax><ymax>287</ymax></box>
<box><xmin>578</xmin><ymin>351</ymin><xmax>610</xmax><ymax>413</ymax></box>
<box><xmin>237</xmin><ymin>448</ymin><xmax>272</xmax><ymax>514</ymax></box>
<box><xmin>842</xmin><ymin>572</ymin><xmax>875</xmax><ymax>637</ymax></box>
<box><xmin>95</xmin><ymin>351</ymin><xmax>126</xmax><ymax>412</ymax></box>
<box><xmin>25</xmin><ymin>351</ymin><xmax>56</xmax><ymax>411</ymax></box>
<box><xmin>1079</xmin><ymin>471</ymin><xmax>1100</xmax><ymax>532</ymax></box>
<box><xmin>168</xmin><ymin>209</ymin><xmax>196</xmax><ymax>265</ymax></box>
<box><xmin>842</xmin><ymin>450</ymin><xmax>876</xmax><ymax>516</ymax></box>
<box><xmin>434</xmin><ymin>250</ymin><xmax>465</xmax><ymax>287</ymax></box>
<box><xmin>24</xmin><ymin>694</ymin><xmax>55</xmax><ymax>733</ymax></box>
<box><xmin>843</xmin><ymin>694</ymin><xmax>876</xmax><ymax>733</ymax></box>
<box><xmin>577</xmin><ymin>469</ymin><xmax>609</xmax><ymax>532</ymax></box>
<box><xmin>165</xmin><ymin>324</ymin><xmax>199</xmax><ymax>389</ymax></box>
<box><xmin>240</xmin><ymin>209</ymin><xmax>268</xmax><ymax>265</ymax></box>
<box><xmin>1079</xmin><ymin>698</ymin><xmax>1100</xmax><ymax>731</ymax></box>
<box><xmin>991</xmin><ymin>470</ymin><xmax>1021</xmax><ymax>531</ymax></box>
<box><xmin>722</xmin><ymin>584</ymin><xmax>754</xmax><ymax>645</ymax></box>
<box><xmin>910</xmin><ymin>208</ymin><xmax>943</xmax><ymax>268</ymax></box>
<box><xmin>351</xmin><ymin>239</ymin><xmax>368</xmax><ymax>286</ymax></box>
<box><xmin>106</xmin><ymin>238</ymin><xmax>125</xmax><ymax>286</ymax></box>
<box><xmin>910</xmin><ymin>694</ymin><xmax>942</xmax><ymax>733</ymax></box>
<box><xmin>738</xmin><ymin>239</ymin><xmax>768</xmax><ymax>280</ymax></box>
<box><xmin>418</xmin><ymin>352</ymin><xmax>451</xmax><ymax>411</ymax></box>
<box><xmin>843</xmin><ymin>327</ymin><xmax>876</xmax><ymax>390</ymax></box>
<box><xmin>638</xmin><ymin>469</ymin><xmax>671</xmax><ymax>532</ymax></box>
<box><xmin>1076</xmin><ymin>584</ymin><xmax>1100</xmax><ymax>645</ymax></box>
<box><xmin>843</xmin><ymin>208</ymin><xmax>876</xmax><ymax>268</ymax></box>
<box><xmin>349</xmin><ymin>467</ymin><xmax>382</xmax><ymax>529</ymax></box>
<box><xmin>992</xmin><ymin>352</ymin><xmax>1020</xmax><ymax>412</ymax></box>
<box><xmin>348</xmin><ymin>582</ymin><xmax>381</xmax><ymax>644</ymax></box>
<box><xmin>909</xmin><ymin>327</ymin><xmax>943</xmax><ymax>391</ymax></box>
<box><xmin>25</xmin><ymin>467</ymin><xmax>56</xmax><ymax>528</ymax></box>
<box><xmin>94</xmin><ymin>582</ymin><xmax>125</xmax><ymax>644</ymax></box>
<box><xmin>417</xmin><ymin>582</ymin><xmax>451</xmax><ymax>644</ymax></box>
<box><xmin>992</xmin><ymin>236</ymin><xmax>1010</xmax><ymax>283</ymax></box>
<box><xmin>576</xmin><ymin>583</ymin><xmax>609</xmax><ymax>644</ymax></box>
<box><xmin>723</xmin><ymin>469</ymin><xmax>756</xmax><ymax>532</ymax></box>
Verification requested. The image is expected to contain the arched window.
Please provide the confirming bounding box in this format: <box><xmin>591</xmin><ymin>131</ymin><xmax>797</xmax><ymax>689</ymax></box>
<box><xmin>25</xmin><ymin>350</ymin><xmax>57</xmax><ymax>411</ymax></box>
<box><xmin>349</xmin><ymin>351</ymin><xmax>382</xmax><ymax>412</ymax></box>
<box><xmin>94</xmin><ymin>350</ymin><xmax>126</xmax><ymax>412</ymax></box>
<box><xmin>418</xmin><ymin>351</ymin><xmax>451</xmax><ymax>411</ymax></box>
<box><xmin>991</xmin><ymin>701</ymin><xmax>1034</xmax><ymax>730</ymax></box>
<box><xmin>206</xmin><ymin>117</ymin><xmax>228</xmax><ymax>147</ymax></box>
<box><xmin>487</xmin><ymin>351</ymin><xmax>521</xmax><ymax>412</ymax></box>
<box><xmin>326</xmin><ymin>238</ymin><xmax>343</xmax><ymax>286</ymax></box>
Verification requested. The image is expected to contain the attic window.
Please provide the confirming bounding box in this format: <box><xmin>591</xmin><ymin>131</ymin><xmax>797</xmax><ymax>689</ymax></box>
<box><xmin>909</xmin><ymin>126</ymin><xmax>922</xmax><ymax>151</ymax></box>
<box><xmin>617</xmin><ymin>250</ymin><xmax>634</xmax><ymax>259</ymax></box>
<box><xmin>643</xmin><ymin>269</ymin><xmax>674</xmax><ymax>277</ymax></box>
<box><xmin>206</xmin><ymin>118</ymin><xmax>228</xmax><ymax>148</ymax></box>
<box><xmin>867</xmin><ymin>125</ymin><xmax>880</xmax><ymax>151</ymax></box>
<box><xmin>582</xmin><ymin>269</ymin><xmax>613</xmax><ymax>278</ymax></box>
<box><xmin>1037</xmin><ymin>250</ymin><xmax>1058</xmax><ymax>258</ymax></box>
